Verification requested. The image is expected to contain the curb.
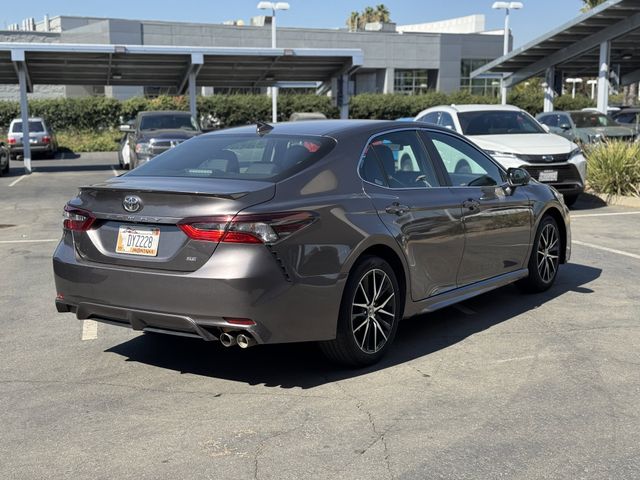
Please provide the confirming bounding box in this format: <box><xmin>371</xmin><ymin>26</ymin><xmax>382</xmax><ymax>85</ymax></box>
<box><xmin>591</xmin><ymin>192</ymin><xmax>640</xmax><ymax>208</ymax></box>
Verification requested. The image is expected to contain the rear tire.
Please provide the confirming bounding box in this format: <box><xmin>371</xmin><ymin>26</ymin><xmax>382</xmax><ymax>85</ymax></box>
<box><xmin>0</xmin><ymin>149</ymin><xmax>9</xmax><ymax>175</ymax></box>
<box><xmin>319</xmin><ymin>256</ymin><xmax>401</xmax><ymax>367</ymax></box>
<box><xmin>518</xmin><ymin>215</ymin><xmax>561</xmax><ymax>293</ymax></box>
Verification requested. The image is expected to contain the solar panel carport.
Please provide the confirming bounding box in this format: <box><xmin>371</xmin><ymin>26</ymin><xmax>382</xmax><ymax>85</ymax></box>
<box><xmin>0</xmin><ymin>42</ymin><xmax>363</xmax><ymax>173</ymax></box>
<box><xmin>471</xmin><ymin>0</ymin><xmax>640</xmax><ymax>114</ymax></box>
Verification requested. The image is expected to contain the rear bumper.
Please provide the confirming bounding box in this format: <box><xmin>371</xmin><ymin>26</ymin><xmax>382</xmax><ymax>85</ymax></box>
<box><xmin>53</xmin><ymin>234</ymin><xmax>345</xmax><ymax>344</ymax></box>
<box><xmin>10</xmin><ymin>144</ymin><xmax>53</xmax><ymax>154</ymax></box>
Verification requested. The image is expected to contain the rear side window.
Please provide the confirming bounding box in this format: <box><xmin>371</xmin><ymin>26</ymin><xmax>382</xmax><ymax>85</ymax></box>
<box><xmin>360</xmin><ymin>130</ymin><xmax>441</xmax><ymax>189</ymax></box>
<box><xmin>11</xmin><ymin>121</ymin><xmax>45</xmax><ymax>133</ymax></box>
<box><xmin>128</xmin><ymin>134</ymin><xmax>336</xmax><ymax>181</ymax></box>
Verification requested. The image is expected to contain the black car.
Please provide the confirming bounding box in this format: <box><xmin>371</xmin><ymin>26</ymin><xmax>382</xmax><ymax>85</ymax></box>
<box><xmin>118</xmin><ymin>111</ymin><xmax>201</xmax><ymax>170</ymax></box>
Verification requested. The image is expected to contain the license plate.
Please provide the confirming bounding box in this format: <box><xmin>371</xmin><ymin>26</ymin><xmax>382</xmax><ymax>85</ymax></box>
<box><xmin>116</xmin><ymin>226</ymin><xmax>160</xmax><ymax>256</ymax></box>
<box><xmin>538</xmin><ymin>170</ymin><xmax>558</xmax><ymax>182</ymax></box>
<box><xmin>29</xmin><ymin>137</ymin><xmax>38</xmax><ymax>144</ymax></box>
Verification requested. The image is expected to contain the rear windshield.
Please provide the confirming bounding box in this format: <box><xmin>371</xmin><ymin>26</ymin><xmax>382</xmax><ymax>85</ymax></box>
<box><xmin>458</xmin><ymin>110</ymin><xmax>545</xmax><ymax>135</ymax></box>
<box><xmin>139</xmin><ymin>114</ymin><xmax>198</xmax><ymax>131</ymax></box>
<box><xmin>571</xmin><ymin>112</ymin><xmax>616</xmax><ymax>128</ymax></box>
<box><xmin>128</xmin><ymin>133</ymin><xmax>336</xmax><ymax>181</ymax></box>
<box><xmin>11</xmin><ymin>121</ymin><xmax>45</xmax><ymax>133</ymax></box>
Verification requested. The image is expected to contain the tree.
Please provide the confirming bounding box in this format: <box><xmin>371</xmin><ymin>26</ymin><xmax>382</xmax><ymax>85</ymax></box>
<box><xmin>346</xmin><ymin>11</ymin><xmax>359</xmax><ymax>32</ymax></box>
<box><xmin>581</xmin><ymin>0</ymin><xmax>606</xmax><ymax>12</ymax></box>
<box><xmin>345</xmin><ymin>4</ymin><xmax>392</xmax><ymax>32</ymax></box>
<box><xmin>375</xmin><ymin>4</ymin><xmax>391</xmax><ymax>23</ymax></box>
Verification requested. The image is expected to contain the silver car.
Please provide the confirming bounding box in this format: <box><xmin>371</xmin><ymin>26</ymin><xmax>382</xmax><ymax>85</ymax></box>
<box><xmin>53</xmin><ymin>120</ymin><xmax>571</xmax><ymax>366</ymax></box>
<box><xmin>7</xmin><ymin>117</ymin><xmax>58</xmax><ymax>159</ymax></box>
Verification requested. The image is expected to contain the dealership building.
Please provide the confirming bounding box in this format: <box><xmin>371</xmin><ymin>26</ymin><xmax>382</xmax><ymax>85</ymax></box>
<box><xmin>0</xmin><ymin>13</ymin><xmax>505</xmax><ymax>101</ymax></box>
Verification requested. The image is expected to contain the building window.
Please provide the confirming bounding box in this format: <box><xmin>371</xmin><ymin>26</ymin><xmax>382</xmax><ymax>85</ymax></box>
<box><xmin>394</xmin><ymin>69</ymin><xmax>437</xmax><ymax>95</ymax></box>
<box><xmin>460</xmin><ymin>59</ymin><xmax>500</xmax><ymax>97</ymax></box>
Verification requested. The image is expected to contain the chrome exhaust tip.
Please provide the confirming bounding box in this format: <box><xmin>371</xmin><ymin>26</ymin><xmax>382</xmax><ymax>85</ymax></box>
<box><xmin>236</xmin><ymin>333</ymin><xmax>257</xmax><ymax>349</ymax></box>
<box><xmin>219</xmin><ymin>332</ymin><xmax>237</xmax><ymax>347</ymax></box>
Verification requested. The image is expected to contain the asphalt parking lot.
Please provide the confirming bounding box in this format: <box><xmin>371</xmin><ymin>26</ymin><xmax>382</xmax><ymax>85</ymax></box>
<box><xmin>1</xmin><ymin>153</ymin><xmax>639</xmax><ymax>480</ymax></box>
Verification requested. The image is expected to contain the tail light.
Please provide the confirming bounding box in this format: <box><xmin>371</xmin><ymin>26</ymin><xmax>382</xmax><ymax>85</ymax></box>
<box><xmin>178</xmin><ymin>212</ymin><xmax>316</xmax><ymax>244</ymax></box>
<box><xmin>42</xmin><ymin>136</ymin><xmax>51</xmax><ymax>144</ymax></box>
<box><xmin>8</xmin><ymin>138</ymin><xmax>16</xmax><ymax>145</ymax></box>
<box><xmin>63</xmin><ymin>205</ymin><xmax>95</xmax><ymax>231</ymax></box>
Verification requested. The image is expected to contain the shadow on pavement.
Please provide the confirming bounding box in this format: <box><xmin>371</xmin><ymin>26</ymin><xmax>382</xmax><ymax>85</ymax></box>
<box><xmin>570</xmin><ymin>192</ymin><xmax>607</xmax><ymax>211</ymax></box>
<box><xmin>106</xmin><ymin>263</ymin><xmax>601</xmax><ymax>389</ymax></box>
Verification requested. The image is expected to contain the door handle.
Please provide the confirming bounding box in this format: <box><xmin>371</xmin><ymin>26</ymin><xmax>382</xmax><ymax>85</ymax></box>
<box><xmin>385</xmin><ymin>203</ymin><xmax>410</xmax><ymax>215</ymax></box>
<box><xmin>462</xmin><ymin>199</ymin><xmax>480</xmax><ymax>211</ymax></box>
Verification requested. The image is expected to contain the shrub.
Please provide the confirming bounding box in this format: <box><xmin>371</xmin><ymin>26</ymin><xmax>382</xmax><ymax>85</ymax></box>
<box><xmin>584</xmin><ymin>140</ymin><xmax>640</xmax><ymax>197</ymax></box>
<box><xmin>56</xmin><ymin>129</ymin><xmax>122</xmax><ymax>152</ymax></box>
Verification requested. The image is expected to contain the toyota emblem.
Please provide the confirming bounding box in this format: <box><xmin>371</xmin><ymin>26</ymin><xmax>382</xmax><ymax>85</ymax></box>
<box><xmin>123</xmin><ymin>195</ymin><xmax>142</xmax><ymax>213</ymax></box>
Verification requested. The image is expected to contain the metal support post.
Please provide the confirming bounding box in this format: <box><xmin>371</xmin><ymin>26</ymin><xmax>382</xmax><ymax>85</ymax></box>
<box><xmin>17</xmin><ymin>63</ymin><xmax>31</xmax><ymax>174</ymax></box>
<box><xmin>597</xmin><ymin>41</ymin><xmax>610</xmax><ymax>114</ymax></box>
<box><xmin>544</xmin><ymin>67</ymin><xmax>555</xmax><ymax>113</ymax></box>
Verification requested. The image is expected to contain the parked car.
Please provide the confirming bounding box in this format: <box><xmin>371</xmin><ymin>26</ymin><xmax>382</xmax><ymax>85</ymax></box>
<box><xmin>7</xmin><ymin>117</ymin><xmax>58</xmax><ymax>159</ymax></box>
<box><xmin>611</xmin><ymin>108</ymin><xmax>640</xmax><ymax>130</ymax></box>
<box><xmin>0</xmin><ymin>141</ymin><xmax>9</xmax><ymax>176</ymax></box>
<box><xmin>119</xmin><ymin>111</ymin><xmax>201</xmax><ymax>170</ymax></box>
<box><xmin>289</xmin><ymin>112</ymin><xmax>327</xmax><ymax>122</ymax></box>
<box><xmin>54</xmin><ymin>120</ymin><xmax>571</xmax><ymax>367</ymax></box>
<box><xmin>536</xmin><ymin>110</ymin><xmax>637</xmax><ymax>144</ymax></box>
<box><xmin>415</xmin><ymin>104</ymin><xmax>586</xmax><ymax>206</ymax></box>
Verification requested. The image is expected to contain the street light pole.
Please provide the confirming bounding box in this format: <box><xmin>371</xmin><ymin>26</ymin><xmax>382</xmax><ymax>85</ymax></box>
<box><xmin>257</xmin><ymin>2</ymin><xmax>290</xmax><ymax>123</ymax></box>
<box><xmin>492</xmin><ymin>2</ymin><xmax>523</xmax><ymax>105</ymax></box>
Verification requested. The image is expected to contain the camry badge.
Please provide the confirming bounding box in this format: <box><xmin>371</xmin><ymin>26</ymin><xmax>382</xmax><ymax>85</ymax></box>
<box><xmin>123</xmin><ymin>195</ymin><xmax>142</xmax><ymax>213</ymax></box>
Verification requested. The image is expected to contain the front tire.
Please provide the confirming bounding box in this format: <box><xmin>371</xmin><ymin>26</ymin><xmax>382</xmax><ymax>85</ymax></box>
<box><xmin>319</xmin><ymin>256</ymin><xmax>401</xmax><ymax>367</ymax></box>
<box><xmin>518</xmin><ymin>215</ymin><xmax>561</xmax><ymax>293</ymax></box>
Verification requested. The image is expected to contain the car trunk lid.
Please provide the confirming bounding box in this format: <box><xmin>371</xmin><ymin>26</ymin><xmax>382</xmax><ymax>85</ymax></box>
<box><xmin>70</xmin><ymin>176</ymin><xmax>275</xmax><ymax>272</ymax></box>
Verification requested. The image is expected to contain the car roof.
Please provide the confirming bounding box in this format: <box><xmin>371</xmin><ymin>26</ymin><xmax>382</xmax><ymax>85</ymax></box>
<box><xmin>11</xmin><ymin>117</ymin><xmax>45</xmax><ymax>122</ymax></box>
<box><xmin>202</xmin><ymin>119</ymin><xmax>455</xmax><ymax>138</ymax></box>
<box><xmin>448</xmin><ymin>104</ymin><xmax>522</xmax><ymax>113</ymax></box>
<box><xmin>139</xmin><ymin>110</ymin><xmax>192</xmax><ymax>117</ymax></box>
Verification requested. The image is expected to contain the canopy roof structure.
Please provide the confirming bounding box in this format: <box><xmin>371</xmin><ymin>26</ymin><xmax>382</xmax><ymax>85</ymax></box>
<box><xmin>0</xmin><ymin>41</ymin><xmax>362</xmax><ymax>173</ymax></box>
<box><xmin>471</xmin><ymin>0</ymin><xmax>640</xmax><ymax>112</ymax></box>
<box><xmin>0</xmin><ymin>42</ymin><xmax>363</xmax><ymax>90</ymax></box>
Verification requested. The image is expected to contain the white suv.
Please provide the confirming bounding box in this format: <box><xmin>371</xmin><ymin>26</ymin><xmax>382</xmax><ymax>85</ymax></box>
<box><xmin>414</xmin><ymin>104</ymin><xmax>587</xmax><ymax>206</ymax></box>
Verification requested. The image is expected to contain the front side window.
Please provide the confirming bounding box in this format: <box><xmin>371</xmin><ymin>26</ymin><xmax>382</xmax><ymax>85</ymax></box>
<box><xmin>361</xmin><ymin>130</ymin><xmax>440</xmax><ymax>189</ymax></box>
<box><xmin>538</xmin><ymin>115</ymin><xmax>558</xmax><ymax>128</ymax></box>
<box><xmin>427</xmin><ymin>131</ymin><xmax>504</xmax><ymax>187</ymax></box>
<box><xmin>458</xmin><ymin>110</ymin><xmax>545</xmax><ymax>136</ymax></box>
<box><xmin>128</xmin><ymin>134</ymin><xmax>335</xmax><ymax>181</ymax></box>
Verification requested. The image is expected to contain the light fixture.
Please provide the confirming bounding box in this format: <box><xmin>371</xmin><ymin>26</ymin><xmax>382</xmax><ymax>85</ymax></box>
<box><xmin>622</xmin><ymin>52</ymin><xmax>633</xmax><ymax>60</ymax></box>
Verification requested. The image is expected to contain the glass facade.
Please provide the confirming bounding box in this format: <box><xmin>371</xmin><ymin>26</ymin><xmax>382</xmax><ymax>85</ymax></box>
<box><xmin>394</xmin><ymin>69</ymin><xmax>436</xmax><ymax>95</ymax></box>
<box><xmin>460</xmin><ymin>59</ymin><xmax>500</xmax><ymax>97</ymax></box>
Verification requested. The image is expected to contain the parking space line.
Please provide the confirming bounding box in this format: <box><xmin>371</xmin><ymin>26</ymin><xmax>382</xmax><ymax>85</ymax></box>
<box><xmin>0</xmin><ymin>239</ymin><xmax>58</xmax><ymax>244</ymax></box>
<box><xmin>8</xmin><ymin>175</ymin><xmax>28</xmax><ymax>187</ymax></box>
<box><xmin>81</xmin><ymin>320</ymin><xmax>98</xmax><ymax>341</ymax></box>
<box><xmin>573</xmin><ymin>240</ymin><xmax>640</xmax><ymax>261</ymax></box>
<box><xmin>572</xmin><ymin>211</ymin><xmax>640</xmax><ymax>218</ymax></box>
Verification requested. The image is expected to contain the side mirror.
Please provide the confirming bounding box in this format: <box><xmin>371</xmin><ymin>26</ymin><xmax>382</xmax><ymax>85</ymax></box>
<box><xmin>507</xmin><ymin>167</ymin><xmax>530</xmax><ymax>187</ymax></box>
<box><xmin>119</xmin><ymin>124</ymin><xmax>134</xmax><ymax>133</ymax></box>
<box><xmin>559</xmin><ymin>123</ymin><xmax>571</xmax><ymax>131</ymax></box>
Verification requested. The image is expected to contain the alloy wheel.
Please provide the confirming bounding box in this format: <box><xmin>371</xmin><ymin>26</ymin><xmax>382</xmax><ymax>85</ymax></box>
<box><xmin>537</xmin><ymin>223</ymin><xmax>560</xmax><ymax>284</ymax></box>
<box><xmin>351</xmin><ymin>268</ymin><xmax>396</xmax><ymax>354</ymax></box>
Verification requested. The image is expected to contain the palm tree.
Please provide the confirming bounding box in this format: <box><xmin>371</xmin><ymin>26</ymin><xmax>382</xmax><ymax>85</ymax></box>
<box><xmin>346</xmin><ymin>11</ymin><xmax>360</xmax><ymax>32</ymax></box>
<box><xmin>363</xmin><ymin>6</ymin><xmax>376</xmax><ymax>26</ymax></box>
<box><xmin>375</xmin><ymin>4</ymin><xmax>391</xmax><ymax>23</ymax></box>
<box><xmin>581</xmin><ymin>0</ymin><xmax>606</xmax><ymax>12</ymax></box>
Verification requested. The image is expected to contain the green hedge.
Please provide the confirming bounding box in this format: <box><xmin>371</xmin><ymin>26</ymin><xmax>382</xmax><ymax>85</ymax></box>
<box><xmin>0</xmin><ymin>91</ymin><xmax>602</xmax><ymax>134</ymax></box>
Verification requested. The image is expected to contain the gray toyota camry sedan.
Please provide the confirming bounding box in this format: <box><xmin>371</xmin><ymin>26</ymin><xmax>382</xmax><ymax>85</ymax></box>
<box><xmin>53</xmin><ymin>120</ymin><xmax>571</xmax><ymax>366</ymax></box>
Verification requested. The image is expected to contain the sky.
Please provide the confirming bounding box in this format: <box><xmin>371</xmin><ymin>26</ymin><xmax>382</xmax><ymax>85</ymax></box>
<box><xmin>2</xmin><ymin>0</ymin><xmax>587</xmax><ymax>48</ymax></box>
